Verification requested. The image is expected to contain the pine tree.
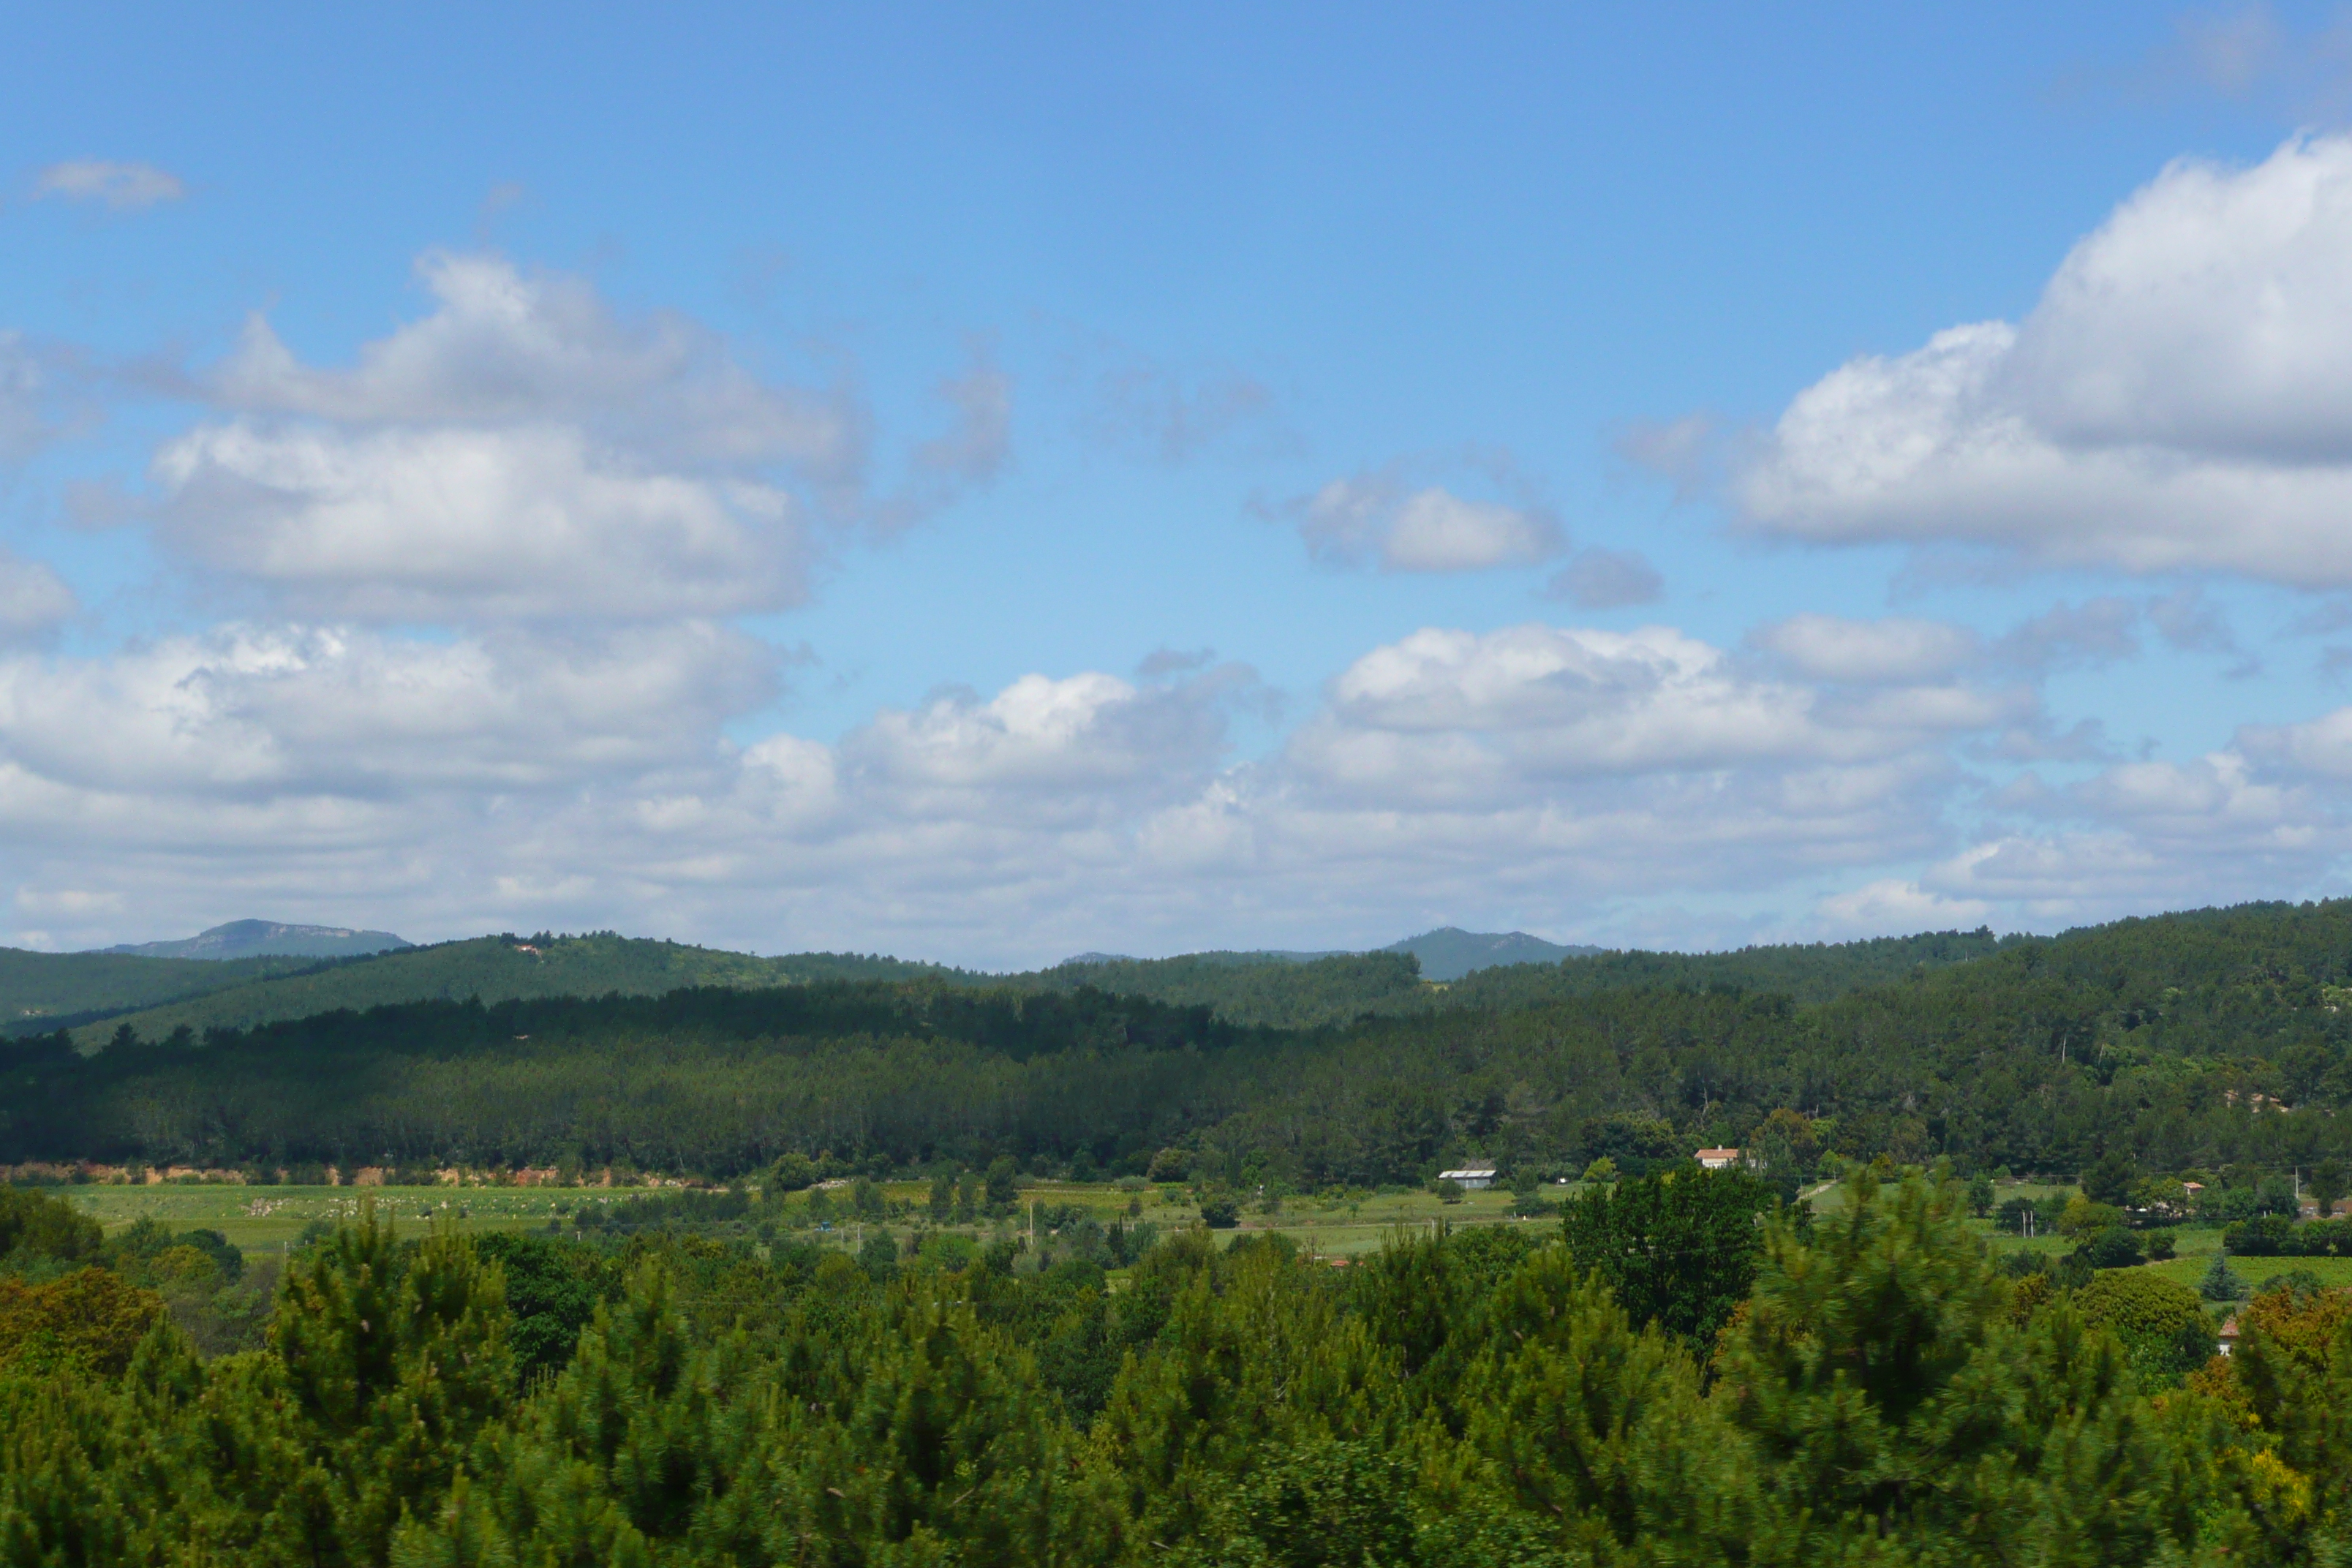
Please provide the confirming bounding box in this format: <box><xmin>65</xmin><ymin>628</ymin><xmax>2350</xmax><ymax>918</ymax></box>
<box><xmin>2200</xmin><ymin>1248</ymin><xmax>2247</xmax><ymax>1303</ymax></box>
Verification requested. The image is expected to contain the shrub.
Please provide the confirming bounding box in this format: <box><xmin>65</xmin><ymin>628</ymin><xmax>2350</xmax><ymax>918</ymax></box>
<box><xmin>2224</xmin><ymin>1213</ymin><xmax>2295</xmax><ymax>1256</ymax></box>
<box><xmin>2059</xmin><ymin>1197</ymin><xmax>2125</xmax><ymax>1237</ymax></box>
<box><xmin>2075</xmin><ymin>1269</ymin><xmax>2213</xmax><ymax>1385</ymax></box>
<box><xmin>0</xmin><ymin>1186</ymin><xmax>102</xmax><ymax>1266</ymax></box>
<box><xmin>0</xmin><ymin>1267</ymin><xmax>167</xmax><ymax>1377</ymax></box>
<box><xmin>1198</xmin><ymin>1194</ymin><xmax>1241</xmax><ymax>1229</ymax></box>
<box><xmin>1433</xmin><ymin>1179</ymin><xmax>1465</xmax><ymax>1205</ymax></box>
<box><xmin>2078</xmin><ymin>1226</ymin><xmax>2144</xmax><ymax>1270</ymax></box>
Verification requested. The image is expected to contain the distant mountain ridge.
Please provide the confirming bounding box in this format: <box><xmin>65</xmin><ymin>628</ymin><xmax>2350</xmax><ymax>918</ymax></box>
<box><xmin>101</xmin><ymin>919</ymin><xmax>413</xmax><ymax>961</ymax></box>
<box><xmin>1385</xmin><ymin>927</ymin><xmax>1602</xmax><ymax>981</ymax></box>
<box><xmin>1059</xmin><ymin>928</ymin><xmax>1599</xmax><ymax>984</ymax></box>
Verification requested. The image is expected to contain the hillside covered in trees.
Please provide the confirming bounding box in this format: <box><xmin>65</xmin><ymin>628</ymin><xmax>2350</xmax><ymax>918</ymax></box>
<box><xmin>15</xmin><ymin>913</ymin><xmax>2021</xmax><ymax>1049</ymax></box>
<box><xmin>10</xmin><ymin>900</ymin><xmax>2352</xmax><ymax>1187</ymax></box>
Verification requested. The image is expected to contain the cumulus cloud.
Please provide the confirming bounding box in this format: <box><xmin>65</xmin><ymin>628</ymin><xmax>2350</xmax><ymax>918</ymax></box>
<box><xmin>214</xmin><ymin>252</ymin><xmax>862</xmax><ymax>477</ymax></box>
<box><xmin>1279</xmin><ymin>622</ymin><xmax>2006</xmax><ymax>823</ymax></box>
<box><xmin>1814</xmin><ymin>878</ymin><xmax>1991</xmax><ymax>932</ymax></box>
<box><xmin>1752</xmin><ymin>614</ymin><xmax>1980</xmax><ymax>684</ymax></box>
<box><xmin>148</xmin><ymin>250</ymin><xmax>1017</xmax><ymax>627</ymax></box>
<box><xmin>1739</xmin><ymin>135</ymin><xmax>2352</xmax><ymax>588</ymax></box>
<box><xmin>35</xmin><ymin>160</ymin><xmax>185</xmax><ymax>210</ymax></box>
<box><xmin>152</xmin><ymin>421</ymin><xmax>807</xmax><ymax>622</ymax></box>
<box><xmin>1289</xmin><ymin>466</ymin><xmax>1564</xmax><ymax>572</ymax></box>
<box><xmin>0</xmin><ymin>622</ymin><xmax>772</xmax><ymax>805</ymax></box>
<box><xmin>13</xmin><ymin>593</ymin><xmax>2352</xmax><ymax>960</ymax></box>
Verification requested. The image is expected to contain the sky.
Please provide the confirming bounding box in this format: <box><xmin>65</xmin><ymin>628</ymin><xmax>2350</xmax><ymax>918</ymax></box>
<box><xmin>9</xmin><ymin>3</ymin><xmax>2352</xmax><ymax>965</ymax></box>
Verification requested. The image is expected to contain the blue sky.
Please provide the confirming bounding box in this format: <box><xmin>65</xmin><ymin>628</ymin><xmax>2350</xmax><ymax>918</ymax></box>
<box><xmin>6</xmin><ymin>3</ymin><xmax>2352</xmax><ymax>962</ymax></box>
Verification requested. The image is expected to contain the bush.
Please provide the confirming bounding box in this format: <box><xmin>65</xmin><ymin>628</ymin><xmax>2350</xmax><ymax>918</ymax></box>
<box><xmin>0</xmin><ymin>1268</ymin><xmax>167</xmax><ymax>1377</ymax></box>
<box><xmin>766</xmin><ymin>1152</ymin><xmax>818</xmax><ymax>1193</ymax></box>
<box><xmin>1146</xmin><ymin>1147</ymin><xmax>1191</xmax><ymax>1183</ymax></box>
<box><xmin>2074</xmin><ymin>1268</ymin><xmax>2213</xmax><ymax>1385</ymax></box>
<box><xmin>1198</xmin><ymin>1194</ymin><xmax>1241</xmax><ymax>1229</ymax></box>
<box><xmin>2078</xmin><ymin>1226</ymin><xmax>2144</xmax><ymax>1270</ymax></box>
<box><xmin>0</xmin><ymin>1186</ymin><xmax>102</xmax><ymax>1267</ymax></box>
<box><xmin>2224</xmin><ymin>1213</ymin><xmax>2295</xmax><ymax>1256</ymax></box>
<box><xmin>2059</xmin><ymin>1197</ymin><xmax>2125</xmax><ymax>1237</ymax></box>
<box><xmin>2144</xmin><ymin>1228</ymin><xmax>2176</xmax><ymax>1261</ymax></box>
<box><xmin>1433</xmin><ymin>1178</ymin><xmax>1464</xmax><ymax>1205</ymax></box>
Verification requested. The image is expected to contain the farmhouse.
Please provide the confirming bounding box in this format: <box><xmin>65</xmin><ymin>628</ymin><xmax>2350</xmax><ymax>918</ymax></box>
<box><xmin>1695</xmin><ymin>1147</ymin><xmax>1744</xmax><ymax>1170</ymax></box>
<box><xmin>1437</xmin><ymin>1166</ymin><xmax>1499</xmax><ymax>1191</ymax></box>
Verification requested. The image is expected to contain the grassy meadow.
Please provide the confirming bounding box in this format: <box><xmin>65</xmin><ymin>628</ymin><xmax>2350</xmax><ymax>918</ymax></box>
<box><xmin>61</xmin><ymin>1177</ymin><xmax>1546</xmax><ymax>1259</ymax></box>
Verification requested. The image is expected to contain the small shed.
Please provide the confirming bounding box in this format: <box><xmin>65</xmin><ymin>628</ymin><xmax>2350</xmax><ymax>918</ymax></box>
<box><xmin>1438</xmin><ymin>1166</ymin><xmax>1499</xmax><ymax>1191</ymax></box>
<box><xmin>1695</xmin><ymin>1147</ymin><xmax>1744</xmax><ymax>1170</ymax></box>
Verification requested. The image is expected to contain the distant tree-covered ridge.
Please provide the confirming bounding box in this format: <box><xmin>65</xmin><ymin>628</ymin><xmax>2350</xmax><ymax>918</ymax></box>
<box><xmin>53</xmin><ymin>932</ymin><xmax>977</xmax><ymax>1049</ymax></box>
<box><xmin>0</xmin><ymin>948</ymin><xmax>329</xmax><ymax>1036</ymax></box>
<box><xmin>14</xmin><ymin>899</ymin><xmax>2352</xmax><ymax>1186</ymax></box>
<box><xmin>26</xmin><ymin>919</ymin><xmax>2016</xmax><ymax>1047</ymax></box>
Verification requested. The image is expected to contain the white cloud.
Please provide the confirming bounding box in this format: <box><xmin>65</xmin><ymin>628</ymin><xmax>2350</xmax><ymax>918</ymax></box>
<box><xmin>1739</xmin><ymin>135</ymin><xmax>2352</xmax><ymax>587</ymax></box>
<box><xmin>35</xmin><ymin>160</ymin><xmax>185</xmax><ymax>211</ymax></box>
<box><xmin>214</xmin><ymin>252</ymin><xmax>860</xmax><ymax>478</ymax></box>
<box><xmin>0</xmin><ymin>622</ymin><xmax>770</xmax><ymax>805</ymax></box>
<box><xmin>1289</xmin><ymin>466</ymin><xmax>1564</xmax><ymax>573</ymax></box>
<box><xmin>2239</xmin><ymin>704</ymin><xmax>2352</xmax><ymax>778</ymax></box>
<box><xmin>1752</xmin><ymin>614</ymin><xmax>1979</xmax><ymax>683</ymax></box>
<box><xmin>146</xmin><ymin>252</ymin><xmax>1017</xmax><ymax>625</ymax></box>
<box><xmin>152</xmin><ymin>421</ymin><xmax>807</xmax><ymax>622</ymax></box>
<box><xmin>1815</xmin><ymin>878</ymin><xmax>1991</xmax><ymax>932</ymax></box>
<box><xmin>1</xmin><ymin>581</ymin><xmax>2343</xmax><ymax>961</ymax></box>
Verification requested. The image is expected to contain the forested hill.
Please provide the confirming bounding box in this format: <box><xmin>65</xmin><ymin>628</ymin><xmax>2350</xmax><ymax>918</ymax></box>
<box><xmin>1450</xmin><ymin>925</ymin><xmax>2019</xmax><ymax>1007</ymax></box>
<box><xmin>59</xmin><ymin>934</ymin><xmax>973</xmax><ymax>1050</ymax></box>
<box><xmin>1016</xmin><ymin>951</ymin><xmax>1429</xmax><ymax>1027</ymax></box>
<box><xmin>18</xmin><ymin>897</ymin><xmax>2352</xmax><ymax>1184</ymax></box>
<box><xmin>0</xmin><ymin>947</ymin><xmax>329</xmax><ymax>1036</ymax></box>
<box><xmin>30</xmin><ymin>900</ymin><xmax>2340</xmax><ymax>1053</ymax></box>
<box><xmin>1019</xmin><ymin>926</ymin><xmax>2016</xmax><ymax>1026</ymax></box>
<box><xmin>36</xmin><ymin>921</ymin><xmax>2017</xmax><ymax>1047</ymax></box>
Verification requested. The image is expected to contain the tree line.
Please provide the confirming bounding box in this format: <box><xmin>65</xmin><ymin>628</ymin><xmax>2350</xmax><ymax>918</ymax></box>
<box><xmin>1</xmin><ymin>1169</ymin><xmax>2347</xmax><ymax>1564</ymax></box>
<box><xmin>9</xmin><ymin>900</ymin><xmax>2352</xmax><ymax>1186</ymax></box>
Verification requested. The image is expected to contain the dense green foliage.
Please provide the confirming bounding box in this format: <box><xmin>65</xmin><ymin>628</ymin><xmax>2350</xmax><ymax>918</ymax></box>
<box><xmin>4</xmin><ymin>1173</ymin><xmax>2348</xmax><ymax>1564</ymax></box>
<box><xmin>1561</xmin><ymin>1167</ymin><xmax>1779</xmax><ymax>1346</ymax></box>
<box><xmin>1021</xmin><ymin>951</ymin><xmax>1431</xmax><ymax>1028</ymax></box>
<box><xmin>42</xmin><ymin>916</ymin><xmax>2016</xmax><ymax>1055</ymax></box>
<box><xmin>0</xmin><ymin>948</ymin><xmax>324</xmax><ymax>1038</ymax></box>
<box><xmin>61</xmin><ymin>934</ymin><xmax>975</xmax><ymax>1051</ymax></box>
<box><xmin>1018</xmin><ymin>927</ymin><xmax>2011</xmax><ymax>1026</ymax></box>
<box><xmin>12</xmin><ymin>900</ymin><xmax>2352</xmax><ymax>1184</ymax></box>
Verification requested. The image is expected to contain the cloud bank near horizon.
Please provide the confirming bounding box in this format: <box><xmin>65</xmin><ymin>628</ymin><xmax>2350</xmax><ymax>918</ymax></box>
<box><xmin>10</xmin><ymin>132</ymin><xmax>2352</xmax><ymax>962</ymax></box>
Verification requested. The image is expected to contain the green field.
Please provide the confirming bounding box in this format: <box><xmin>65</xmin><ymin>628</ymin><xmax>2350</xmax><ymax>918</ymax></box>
<box><xmin>78</xmin><ymin>1177</ymin><xmax>2342</xmax><ymax>1303</ymax></box>
<box><xmin>64</xmin><ymin>1178</ymin><xmax>1545</xmax><ymax>1258</ymax></box>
